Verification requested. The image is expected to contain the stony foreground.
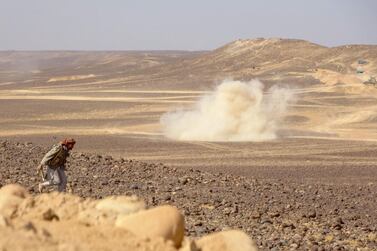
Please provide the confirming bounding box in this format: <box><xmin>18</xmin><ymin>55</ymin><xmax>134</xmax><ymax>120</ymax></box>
<box><xmin>0</xmin><ymin>184</ymin><xmax>256</xmax><ymax>251</ymax></box>
<box><xmin>1</xmin><ymin>140</ymin><xmax>377</xmax><ymax>250</ymax></box>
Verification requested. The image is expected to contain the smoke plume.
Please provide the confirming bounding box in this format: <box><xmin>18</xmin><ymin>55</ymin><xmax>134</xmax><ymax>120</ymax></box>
<box><xmin>160</xmin><ymin>79</ymin><xmax>294</xmax><ymax>142</ymax></box>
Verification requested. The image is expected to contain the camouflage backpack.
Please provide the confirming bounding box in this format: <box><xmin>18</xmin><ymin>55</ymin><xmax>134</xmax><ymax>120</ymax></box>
<box><xmin>45</xmin><ymin>144</ymin><xmax>69</xmax><ymax>168</ymax></box>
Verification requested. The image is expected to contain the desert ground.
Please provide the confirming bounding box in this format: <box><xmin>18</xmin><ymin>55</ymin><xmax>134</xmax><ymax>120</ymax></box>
<box><xmin>1</xmin><ymin>38</ymin><xmax>377</xmax><ymax>250</ymax></box>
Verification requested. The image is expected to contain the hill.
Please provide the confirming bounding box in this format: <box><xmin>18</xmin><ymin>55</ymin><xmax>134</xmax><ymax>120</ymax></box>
<box><xmin>1</xmin><ymin>38</ymin><xmax>376</xmax><ymax>89</ymax></box>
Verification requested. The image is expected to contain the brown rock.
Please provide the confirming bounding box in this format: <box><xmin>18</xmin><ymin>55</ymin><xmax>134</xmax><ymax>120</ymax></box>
<box><xmin>115</xmin><ymin>205</ymin><xmax>185</xmax><ymax>248</ymax></box>
<box><xmin>196</xmin><ymin>230</ymin><xmax>258</xmax><ymax>251</ymax></box>
<box><xmin>95</xmin><ymin>195</ymin><xmax>145</xmax><ymax>215</ymax></box>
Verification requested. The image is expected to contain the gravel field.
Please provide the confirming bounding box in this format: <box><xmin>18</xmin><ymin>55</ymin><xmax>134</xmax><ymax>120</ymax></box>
<box><xmin>1</xmin><ymin>140</ymin><xmax>377</xmax><ymax>250</ymax></box>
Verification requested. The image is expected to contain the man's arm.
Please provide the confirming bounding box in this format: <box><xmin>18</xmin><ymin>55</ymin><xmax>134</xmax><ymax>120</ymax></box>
<box><xmin>37</xmin><ymin>145</ymin><xmax>60</xmax><ymax>177</ymax></box>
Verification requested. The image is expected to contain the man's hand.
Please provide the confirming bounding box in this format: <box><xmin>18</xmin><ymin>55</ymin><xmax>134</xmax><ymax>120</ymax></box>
<box><xmin>37</xmin><ymin>164</ymin><xmax>42</xmax><ymax>172</ymax></box>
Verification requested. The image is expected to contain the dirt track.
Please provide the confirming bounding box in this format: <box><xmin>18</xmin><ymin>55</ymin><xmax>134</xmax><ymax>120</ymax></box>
<box><xmin>1</xmin><ymin>140</ymin><xmax>377</xmax><ymax>250</ymax></box>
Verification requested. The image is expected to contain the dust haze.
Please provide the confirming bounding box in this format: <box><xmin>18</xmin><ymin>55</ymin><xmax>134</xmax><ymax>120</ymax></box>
<box><xmin>160</xmin><ymin>79</ymin><xmax>294</xmax><ymax>141</ymax></box>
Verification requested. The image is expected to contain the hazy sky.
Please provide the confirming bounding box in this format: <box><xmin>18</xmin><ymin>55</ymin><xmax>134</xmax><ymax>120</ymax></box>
<box><xmin>1</xmin><ymin>0</ymin><xmax>376</xmax><ymax>50</ymax></box>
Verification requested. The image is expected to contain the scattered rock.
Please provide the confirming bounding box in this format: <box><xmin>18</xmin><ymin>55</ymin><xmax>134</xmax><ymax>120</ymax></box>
<box><xmin>307</xmin><ymin>211</ymin><xmax>316</xmax><ymax>218</ymax></box>
<box><xmin>250</xmin><ymin>211</ymin><xmax>261</xmax><ymax>219</ymax></box>
<box><xmin>282</xmin><ymin>221</ymin><xmax>295</xmax><ymax>229</ymax></box>
<box><xmin>130</xmin><ymin>184</ymin><xmax>139</xmax><ymax>190</ymax></box>
<box><xmin>268</xmin><ymin>212</ymin><xmax>280</xmax><ymax>218</ymax></box>
<box><xmin>1</xmin><ymin>140</ymin><xmax>377</xmax><ymax>250</ymax></box>
<box><xmin>260</xmin><ymin>218</ymin><xmax>272</xmax><ymax>225</ymax></box>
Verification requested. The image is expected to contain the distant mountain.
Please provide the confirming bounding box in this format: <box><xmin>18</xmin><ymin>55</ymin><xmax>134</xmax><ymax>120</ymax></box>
<box><xmin>1</xmin><ymin>38</ymin><xmax>376</xmax><ymax>88</ymax></box>
<box><xmin>170</xmin><ymin>38</ymin><xmax>377</xmax><ymax>80</ymax></box>
<box><xmin>140</xmin><ymin>38</ymin><xmax>375</xmax><ymax>88</ymax></box>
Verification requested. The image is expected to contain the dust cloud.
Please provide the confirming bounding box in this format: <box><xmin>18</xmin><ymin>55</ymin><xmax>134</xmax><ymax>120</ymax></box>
<box><xmin>160</xmin><ymin>79</ymin><xmax>294</xmax><ymax>141</ymax></box>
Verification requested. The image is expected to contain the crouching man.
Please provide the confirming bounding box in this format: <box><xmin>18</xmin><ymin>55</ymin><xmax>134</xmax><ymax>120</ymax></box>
<box><xmin>37</xmin><ymin>138</ymin><xmax>76</xmax><ymax>193</ymax></box>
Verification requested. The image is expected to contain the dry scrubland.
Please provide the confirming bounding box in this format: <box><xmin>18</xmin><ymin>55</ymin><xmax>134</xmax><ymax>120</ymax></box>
<box><xmin>1</xmin><ymin>38</ymin><xmax>377</xmax><ymax>250</ymax></box>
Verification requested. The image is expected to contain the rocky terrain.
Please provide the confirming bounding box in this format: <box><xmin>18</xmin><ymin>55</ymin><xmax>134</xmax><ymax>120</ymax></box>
<box><xmin>1</xmin><ymin>140</ymin><xmax>377</xmax><ymax>250</ymax></box>
<box><xmin>0</xmin><ymin>183</ymin><xmax>257</xmax><ymax>251</ymax></box>
<box><xmin>1</xmin><ymin>38</ymin><xmax>377</xmax><ymax>250</ymax></box>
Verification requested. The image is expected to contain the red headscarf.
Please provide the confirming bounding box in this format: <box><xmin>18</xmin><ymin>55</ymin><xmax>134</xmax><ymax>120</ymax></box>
<box><xmin>61</xmin><ymin>138</ymin><xmax>76</xmax><ymax>146</ymax></box>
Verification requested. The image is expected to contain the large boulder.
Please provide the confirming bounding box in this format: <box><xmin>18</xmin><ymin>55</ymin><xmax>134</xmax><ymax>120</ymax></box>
<box><xmin>95</xmin><ymin>195</ymin><xmax>145</xmax><ymax>215</ymax></box>
<box><xmin>0</xmin><ymin>184</ymin><xmax>28</xmax><ymax>198</ymax></box>
<box><xmin>115</xmin><ymin>205</ymin><xmax>185</xmax><ymax>248</ymax></box>
<box><xmin>15</xmin><ymin>192</ymin><xmax>89</xmax><ymax>221</ymax></box>
<box><xmin>196</xmin><ymin>230</ymin><xmax>258</xmax><ymax>251</ymax></box>
<box><xmin>0</xmin><ymin>184</ymin><xmax>28</xmax><ymax>217</ymax></box>
<box><xmin>78</xmin><ymin>195</ymin><xmax>146</xmax><ymax>226</ymax></box>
